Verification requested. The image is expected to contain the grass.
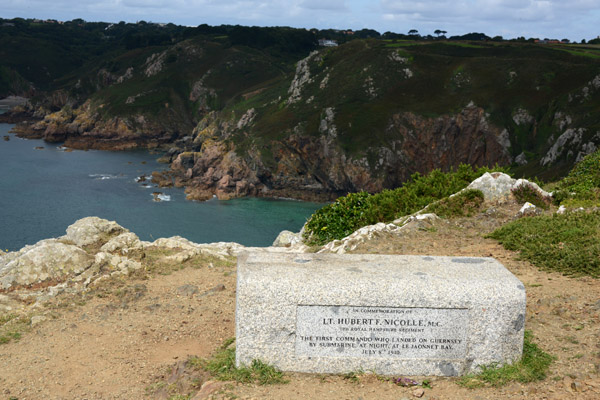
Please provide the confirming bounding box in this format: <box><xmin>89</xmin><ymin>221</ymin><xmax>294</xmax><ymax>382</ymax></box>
<box><xmin>458</xmin><ymin>331</ymin><xmax>554</xmax><ymax>388</ymax></box>
<box><xmin>195</xmin><ymin>338</ymin><xmax>288</xmax><ymax>385</ymax></box>
<box><xmin>552</xmin><ymin>149</ymin><xmax>600</xmax><ymax>207</ymax></box>
<box><xmin>487</xmin><ymin>210</ymin><xmax>600</xmax><ymax>277</ymax></box>
<box><xmin>0</xmin><ymin>313</ymin><xmax>30</xmax><ymax>345</ymax></box>
<box><xmin>554</xmin><ymin>47</ymin><xmax>600</xmax><ymax>59</ymax></box>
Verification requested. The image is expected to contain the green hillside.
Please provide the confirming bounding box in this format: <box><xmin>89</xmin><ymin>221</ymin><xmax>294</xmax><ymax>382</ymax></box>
<box><xmin>2</xmin><ymin>19</ymin><xmax>600</xmax><ymax>198</ymax></box>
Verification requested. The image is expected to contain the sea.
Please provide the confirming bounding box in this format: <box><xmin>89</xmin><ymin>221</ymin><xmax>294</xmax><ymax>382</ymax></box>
<box><xmin>0</xmin><ymin>122</ymin><xmax>322</xmax><ymax>251</ymax></box>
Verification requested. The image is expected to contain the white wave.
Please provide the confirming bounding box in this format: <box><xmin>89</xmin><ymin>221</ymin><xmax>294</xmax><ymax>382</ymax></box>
<box><xmin>157</xmin><ymin>194</ymin><xmax>171</xmax><ymax>201</ymax></box>
<box><xmin>152</xmin><ymin>192</ymin><xmax>171</xmax><ymax>202</ymax></box>
<box><xmin>89</xmin><ymin>174</ymin><xmax>118</xmax><ymax>180</ymax></box>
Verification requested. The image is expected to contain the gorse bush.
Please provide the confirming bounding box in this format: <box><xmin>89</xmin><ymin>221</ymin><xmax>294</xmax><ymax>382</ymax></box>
<box><xmin>552</xmin><ymin>149</ymin><xmax>600</xmax><ymax>206</ymax></box>
<box><xmin>302</xmin><ymin>191</ymin><xmax>370</xmax><ymax>245</ymax></box>
<box><xmin>304</xmin><ymin>164</ymin><xmax>502</xmax><ymax>245</ymax></box>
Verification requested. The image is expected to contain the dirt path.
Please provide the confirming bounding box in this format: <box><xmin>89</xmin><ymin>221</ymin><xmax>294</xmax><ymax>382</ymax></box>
<box><xmin>1</xmin><ymin>203</ymin><xmax>599</xmax><ymax>399</ymax></box>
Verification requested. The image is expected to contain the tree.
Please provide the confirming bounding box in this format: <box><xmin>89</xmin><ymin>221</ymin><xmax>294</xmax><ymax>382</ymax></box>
<box><xmin>434</xmin><ymin>29</ymin><xmax>447</xmax><ymax>37</ymax></box>
<box><xmin>408</xmin><ymin>29</ymin><xmax>419</xmax><ymax>35</ymax></box>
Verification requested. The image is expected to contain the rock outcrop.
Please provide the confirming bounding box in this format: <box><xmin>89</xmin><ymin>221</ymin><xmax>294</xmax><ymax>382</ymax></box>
<box><xmin>162</xmin><ymin>104</ymin><xmax>513</xmax><ymax>201</ymax></box>
<box><xmin>0</xmin><ymin>216</ymin><xmax>309</xmax><ymax>315</ymax></box>
<box><xmin>466</xmin><ymin>172</ymin><xmax>551</xmax><ymax>204</ymax></box>
<box><xmin>12</xmin><ymin>101</ymin><xmax>181</xmax><ymax>150</ymax></box>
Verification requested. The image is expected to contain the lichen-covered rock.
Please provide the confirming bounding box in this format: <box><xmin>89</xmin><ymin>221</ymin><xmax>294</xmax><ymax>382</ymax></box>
<box><xmin>63</xmin><ymin>217</ymin><xmax>126</xmax><ymax>247</ymax></box>
<box><xmin>148</xmin><ymin>236</ymin><xmax>200</xmax><ymax>251</ymax></box>
<box><xmin>0</xmin><ymin>239</ymin><xmax>93</xmax><ymax>290</ymax></box>
<box><xmin>272</xmin><ymin>230</ymin><xmax>302</xmax><ymax>247</ymax></box>
<box><xmin>100</xmin><ymin>232</ymin><xmax>142</xmax><ymax>255</ymax></box>
<box><xmin>466</xmin><ymin>172</ymin><xmax>517</xmax><ymax>203</ymax></box>
<box><xmin>92</xmin><ymin>252</ymin><xmax>142</xmax><ymax>277</ymax></box>
<box><xmin>319</xmin><ymin>222</ymin><xmax>401</xmax><ymax>254</ymax></box>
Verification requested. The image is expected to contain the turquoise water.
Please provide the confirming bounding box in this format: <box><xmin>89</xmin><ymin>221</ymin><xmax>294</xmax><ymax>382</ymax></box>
<box><xmin>0</xmin><ymin>123</ymin><xmax>321</xmax><ymax>251</ymax></box>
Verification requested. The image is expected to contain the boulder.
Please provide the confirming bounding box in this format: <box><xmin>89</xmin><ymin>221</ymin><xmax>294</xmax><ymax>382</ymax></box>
<box><xmin>466</xmin><ymin>172</ymin><xmax>516</xmax><ymax>203</ymax></box>
<box><xmin>63</xmin><ymin>217</ymin><xmax>126</xmax><ymax>247</ymax></box>
<box><xmin>272</xmin><ymin>230</ymin><xmax>302</xmax><ymax>247</ymax></box>
<box><xmin>0</xmin><ymin>239</ymin><xmax>93</xmax><ymax>290</ymax></box>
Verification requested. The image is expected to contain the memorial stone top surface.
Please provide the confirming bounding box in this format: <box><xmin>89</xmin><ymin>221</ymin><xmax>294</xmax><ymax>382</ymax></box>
<box><xmin>236</xmin><ymin>252</ymin><xmax>526</xmax><ymax>376</ymax></box>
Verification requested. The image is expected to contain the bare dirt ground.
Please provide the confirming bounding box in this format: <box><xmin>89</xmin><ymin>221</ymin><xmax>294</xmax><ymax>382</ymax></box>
<box><xmin>1</xmin><ymin>202</ymin><xmax>599</xmax><ymax>399</ymax></box>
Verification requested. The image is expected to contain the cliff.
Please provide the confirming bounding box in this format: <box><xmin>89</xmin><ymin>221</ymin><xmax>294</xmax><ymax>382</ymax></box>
<box><xmin>5</xmin><ymin>31</ymin><xmax>600</xmax><ymax>200</ymax></box>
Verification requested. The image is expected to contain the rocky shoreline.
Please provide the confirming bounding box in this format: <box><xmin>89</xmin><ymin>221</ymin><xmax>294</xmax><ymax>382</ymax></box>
<box><xmin>1</xmin><ymin>100</ymin><xmax>516</xmax><ymax>202</ymax></box>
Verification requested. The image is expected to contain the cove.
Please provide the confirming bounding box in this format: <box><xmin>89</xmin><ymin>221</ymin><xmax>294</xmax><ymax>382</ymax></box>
<box><xmin>0</xmin><ymin>123</ymin><xmax>322</xmax><ymax>251</ymax></box>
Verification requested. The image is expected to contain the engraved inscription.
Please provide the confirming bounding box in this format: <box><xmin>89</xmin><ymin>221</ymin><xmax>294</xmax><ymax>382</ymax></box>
<box><xmin>296</xmin><ymin>306</ymin><xmax>468</xmax><ymax>359</ymax></box>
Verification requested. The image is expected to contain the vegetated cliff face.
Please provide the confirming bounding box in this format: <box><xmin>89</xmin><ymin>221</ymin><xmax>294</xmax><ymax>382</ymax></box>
<box><xmin>8</xmin><ymin>37</ymin><xmax>600</xmax><ymax>200</ymax></box>
<box><xmin>154</xmin><ymin>103</ymin><xmax>512</xmax><ymax>201</ymax></box>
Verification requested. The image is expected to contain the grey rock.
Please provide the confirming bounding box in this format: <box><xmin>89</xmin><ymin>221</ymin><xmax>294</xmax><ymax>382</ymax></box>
<box><xmin>63</xmin><ymin>217</ymin><xmax>126</xmax><ymax>247</ymax></box>
<box><xmin>272</xmin><ymin>230</ymin><xmax>302</xmax><ymax>247</ymax></box>
<box><xmin>466</xmin><ymin>172</ymin><xmax>516</xmax><ymax>203</ymax></box>
<box><xmin>177</xmin><ymin>284</ymin><xmax>199</xmax><ymax>297</ymax></box>
<box><xmin>200</xmin><ymin>284</ymin><xmax>225</xmax><ymax>297</ymax></box>
<box><xmin>517</xmin><ymin>202</ymin><xmax>542</xmax><ymax>217</ymax></box>
<box><xmin>0</xmin><ymin>239</ymin><xmax>93</xmax><ymax>290</ymax></box>
<box><xmin>100</xmin><ymin>232</ymin><xmax>141</xmax><ymax>254</ymax></box>
<box><xmin>514</xmin><ymin>152</ymin><xmax>528</xmax><ymax>165</ymax></box>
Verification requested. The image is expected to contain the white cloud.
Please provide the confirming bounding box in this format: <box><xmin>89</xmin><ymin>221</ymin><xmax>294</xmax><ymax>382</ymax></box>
<box><xmin>299</xmin><ymin>0</ymin><xmax>347</xmax><ymax>11</ymax></box>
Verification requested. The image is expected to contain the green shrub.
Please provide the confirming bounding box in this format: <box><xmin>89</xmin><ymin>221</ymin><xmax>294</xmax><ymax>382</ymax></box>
<box><xmin>511</xmin><ymin>183</ymin><xmax>551</xmax><ymax>209</ymax></box>
<box><xmin>487</xmin><ymin>210</ymin><xmax>600</xmax><ymax>277</ymax></box>
<box><xmin>458</xmin><ymin>331</ymin><xmax>554</xmax><ymax>388</ymax></box>
<box><xmin>553</xmin><ymin>149</ymin><xmax>600</xmax><ymax>206</ymax></box>
<box><xmin>428</xmin><ymin>189</ymin><xmax>485</xmax><ymax>217</ymax></box>
<box><xmin>303</xmin><ymin>191</ymin><xmax>371</xmax><ymax>245</ymax></box>
<box><xmin>304</xmin><ymin>164</ymin><xmax>501</xmax><ymax>245</ymax></box>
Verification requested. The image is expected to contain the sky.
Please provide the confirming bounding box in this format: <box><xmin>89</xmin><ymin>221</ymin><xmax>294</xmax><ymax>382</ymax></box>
<box><xmin>3</xmin><ymin>0</ymin><xmax>600</xmax><ymax>41</ymax></box>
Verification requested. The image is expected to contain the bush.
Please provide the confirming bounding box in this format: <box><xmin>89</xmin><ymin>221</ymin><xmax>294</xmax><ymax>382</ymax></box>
<box><xmin>553</xmin><ymin>149</ymin><xmax>600</xmax><ymax>206</ymax></box>
<box><xmin>304</xmin><ymin>164</ymin><xmax>502</xmax><ymax>245</ymax></box>
<box><xmin>303</xmin><ymin>191</ymin><xmax>370</xmax><ymax>245</ymax></box>
<box><xmin>511</xmin><ymin>183</ymin><xmax>551</xmax><ymax>209</ymax></box>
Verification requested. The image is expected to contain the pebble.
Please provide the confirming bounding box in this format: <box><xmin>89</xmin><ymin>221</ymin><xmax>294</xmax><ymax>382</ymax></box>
<box><xmin>412</xmin><ymin>387</ymin><xmax>425</xmax><ymax>398</ymax></box>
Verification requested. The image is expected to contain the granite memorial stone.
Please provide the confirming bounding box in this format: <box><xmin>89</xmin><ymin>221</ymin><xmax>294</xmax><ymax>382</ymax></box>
<box><xmin>236</xmin><ymin>252</ymin><xmax>526</xmax><ymax>376</ymax></box>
